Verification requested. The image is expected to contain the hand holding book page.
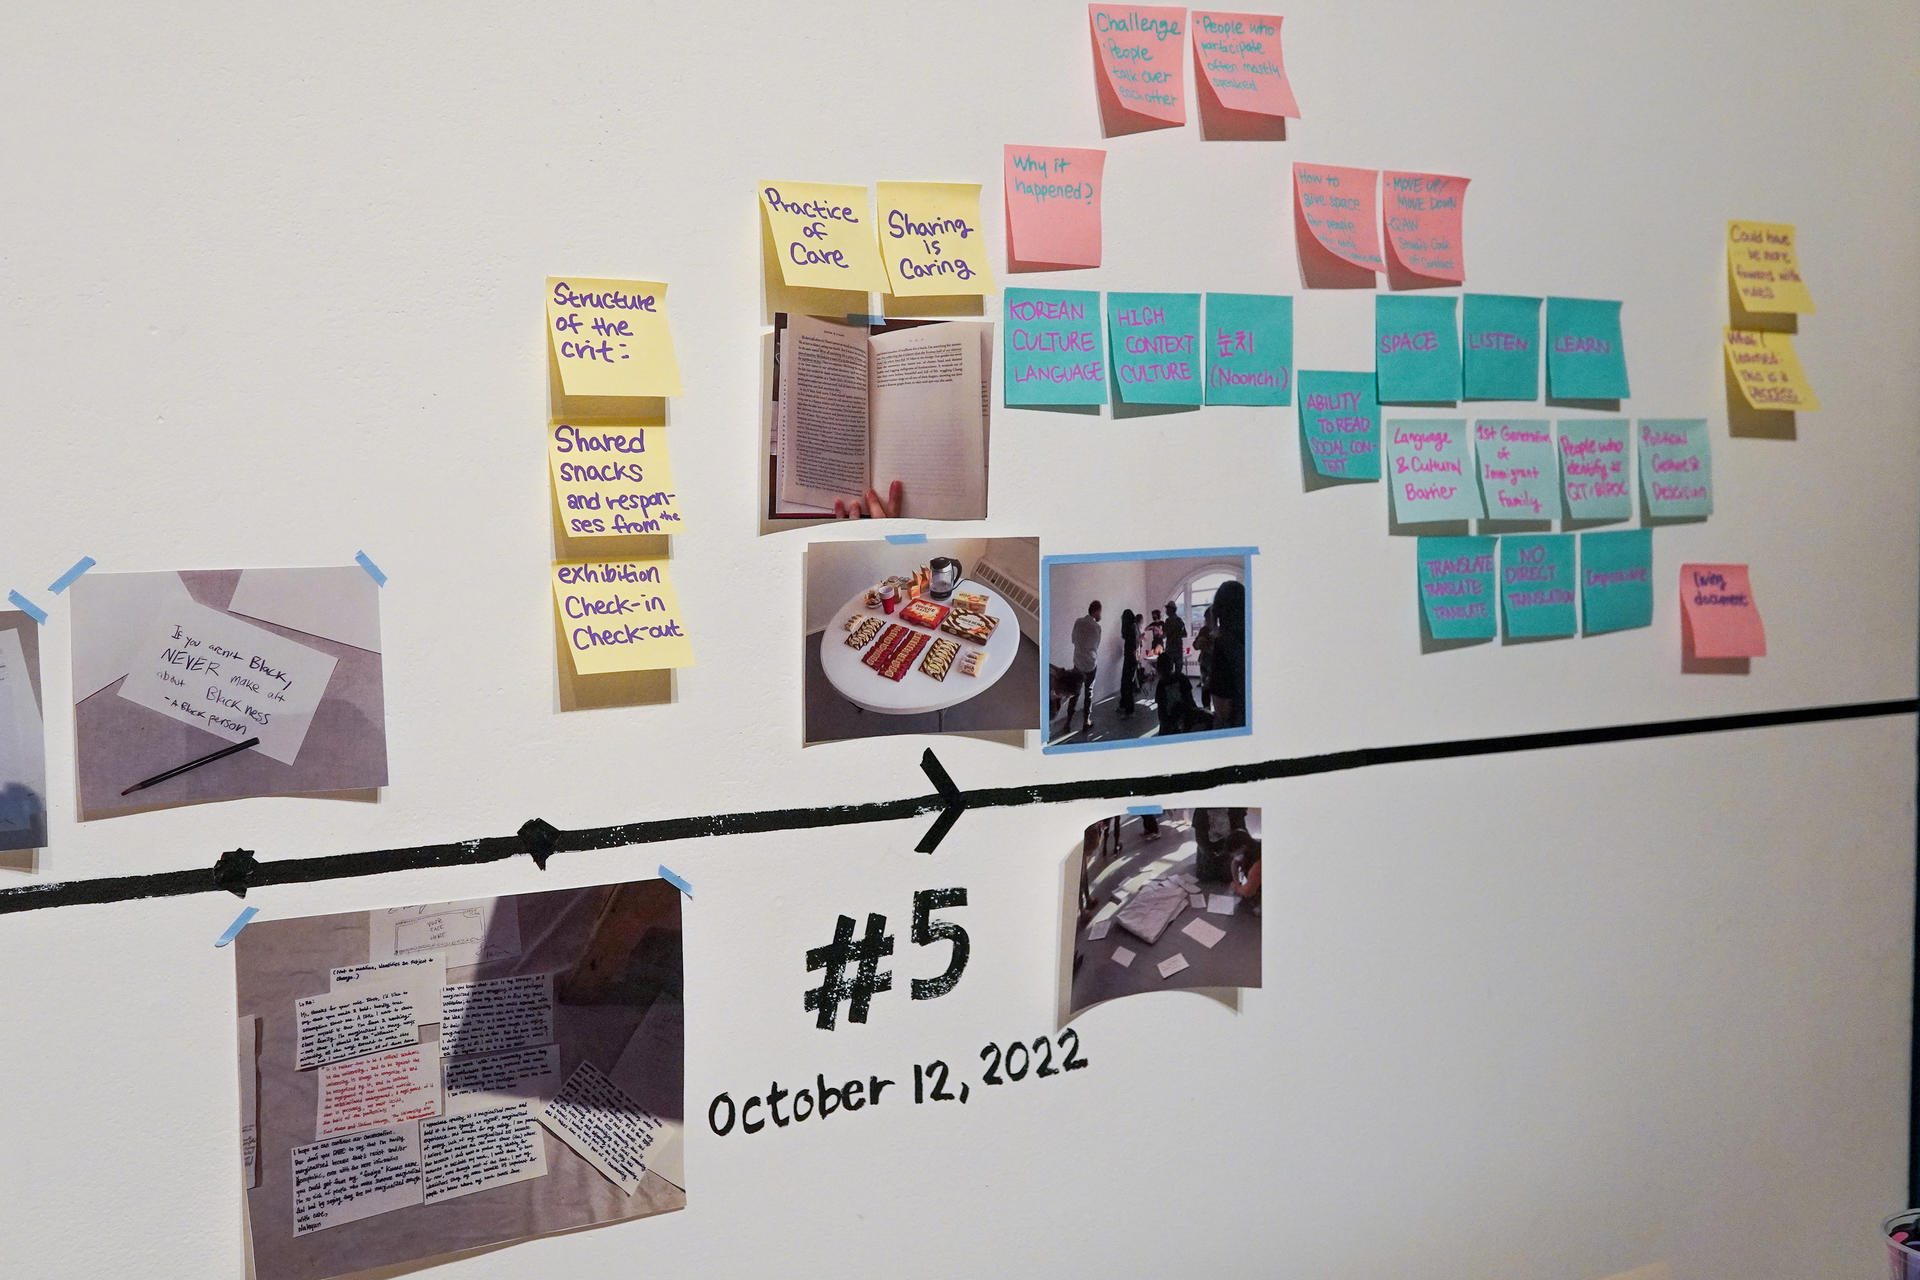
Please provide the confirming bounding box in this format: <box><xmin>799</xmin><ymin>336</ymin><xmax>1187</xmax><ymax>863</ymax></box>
<box><xmin>776</xmin><ymin>315</ymin><xmax>990</xmax><ymax>520</ymax></box>
<box><xmin>834</xmin><ymin>479</ymin><xmax>902</xmax><ymax>519</ymax></box>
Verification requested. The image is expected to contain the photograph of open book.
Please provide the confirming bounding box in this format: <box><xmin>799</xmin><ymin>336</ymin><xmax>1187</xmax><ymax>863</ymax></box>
<box><xmin>769</xmin><ymin>313</ymin><xmax>993</xmax><ymax>521</ymax></box>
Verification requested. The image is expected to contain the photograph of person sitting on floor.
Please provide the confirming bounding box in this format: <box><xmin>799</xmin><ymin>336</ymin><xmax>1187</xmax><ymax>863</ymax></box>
<box><xmin>1064</xmin><ymin>807</ymin><xmax>1262</xmax><ymax>1018</ymax></box>
<box><xmin>1041</xmin><ymin>550</ymin><xmax>1250</xmax><ymax>752</ymax></box>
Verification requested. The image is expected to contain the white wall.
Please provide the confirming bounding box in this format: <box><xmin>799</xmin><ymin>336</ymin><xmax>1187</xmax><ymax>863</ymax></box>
<box><xmin>1046</xmin><ymin>558</ymin><xmax>1145</xmax><ymax>700</ymax></box>
<box><xmin>0</xmin><ymin>3</ymin><xmax>1916</xmax><ymax>1279</ymax></box>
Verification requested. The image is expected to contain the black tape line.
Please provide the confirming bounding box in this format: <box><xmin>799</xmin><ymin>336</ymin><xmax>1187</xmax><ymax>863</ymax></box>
<box><xmin>0</xmin><ymin>698</ymin><xmax>1910</xmax><ymax>918</ymax></box>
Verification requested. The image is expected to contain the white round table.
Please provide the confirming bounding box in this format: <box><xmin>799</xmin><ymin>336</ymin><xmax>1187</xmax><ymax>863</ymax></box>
<box><xmin>819</xmin><ymin>577</ymin><xmax>1024</xmax><ymax>723</ymax></box>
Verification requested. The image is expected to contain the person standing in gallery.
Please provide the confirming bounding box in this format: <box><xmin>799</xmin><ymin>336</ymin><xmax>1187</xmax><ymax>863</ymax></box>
<box><xmin>1117</xmin><ymin>609</ymin><xmax>1140</xmax><ymax>715</ymax></box>
<box><xmin>1160</xmin><ymin>601</ymin><xmax>1187</xmax><ymax>680</ymax></box>
<box><xmin>1194</xmin><ymin>603</ymin><xmax>1217</xmax><ymax>713</ymax></box>
<box><xmin>1206</xmin><ymin>579</ymin><xmax>1246</xmax><ymax>731</ymax></box>
<box><xmin>1067</xmin><ymin>600</ymin><xmax>1102</xmax><ymax>733</ymax></box>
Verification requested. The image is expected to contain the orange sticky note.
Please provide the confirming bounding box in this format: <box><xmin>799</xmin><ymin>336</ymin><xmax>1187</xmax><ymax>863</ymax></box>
<box><xmin>1382</xmin><ymin>171</ymin><xmax>1470</xmax><ymax>283</ymax></box>
<box><xmin>1724</xmin><ymin>327</ymin><xmax>1820</xmax><ymax>411</ymax></box>
<box><xmin>1294</xmin><ymin>163</ymin><xmax>1383</xmax><ymax>273</ymax></box>
<box><xmin>1089</xmin><ymin>5</ymin><xmax>1188</xmax><ymax>128</ymax></box>
<box><xmin>1003</xmin><ymin>145</ymin><xmax>1105</xmax><ymax>269</ymax></box>
<box><xmin>1680</xmin><ymin>563</ymin><xmax>1766</xmax><ymax>658</ymax></box>
<box><xmin>1191</xmin><ymin>12</ymin><xmax>1298</xmax><ymax>118</ymax></box>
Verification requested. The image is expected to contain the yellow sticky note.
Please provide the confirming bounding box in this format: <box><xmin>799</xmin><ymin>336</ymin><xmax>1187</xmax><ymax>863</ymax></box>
<box><xmin>546</xmin><ymin>278</ymin><xmax>683</xmax><ymax>397</ymax></box>
<box><xmin>1727</xmin><ymin>221</ymin><xmax>1814</xmax><ymax>313</ymax></box>
<box><xmin>875</xmin><ymin>182</ymin><xmax>996</xmax><ymax>296</ymax></box>
<box><xmin>1725</xmin><ymin>327</ymin><xmax>1819</xmax><ymax>411</ymax></box>
<box><xmin>759</xmin><ymin>181</ymin><xmax>888</xmax><ymax>293</ymax></box>
<box><xmin>549</xmin><ymin>424</ymin><xmax>685</xmax><ymax>538</ymax></box>
<box><xmin>552</xmin><ymin>559</ymin><xmax>694</xmax><ymax>674</ymax></box>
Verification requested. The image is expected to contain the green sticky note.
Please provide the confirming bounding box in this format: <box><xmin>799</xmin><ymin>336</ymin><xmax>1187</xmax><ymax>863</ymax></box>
<box><xmin>1545</xmin><ymin>297</ymin><xmax>1629</xmax><ymax>399</ymax></box>
<box><xmin>1109</xmin><ymin>292</ymin><xmax>1201</xmax><ymax>405</ymax></box>
<box><xmin>1580</xmin><ymin>529</ymin><xmax>1653</xmax><ymax>634</ymax></box>
<box><xmin>1556</xmin><ymin>418</ymin><xmax>1631</xmax><ymax>522</ymax></box>
<box><xmin>1638</xmin><ymin>418</ymin><xmax>1711</xmax><ymax>518</ymax></box>
<box><xmin>1005</xmin><ymin>288</ymin><xmax>1107</xmax><ymax>406</ymax></box>
<box><xmin>1375</xmin><ymin>295</ymin><xmax>1461</xmax><ymax>402</ymax></box>
<box><xmin>1298</xmin><ymin>370</ymin><xmax>1380</xmax><ymax>480</ymax></box>
<box><xmin>1500</xmin><ymin>534</ymin><xmax>1577</xmax><ymax>637</ymax></box>
<box><xmin>1204</xmin><ymin>293</ymin><xmax>1292</xmax><ymax>406</ymax></box>
<box><xmin>1462</xmin><ymin>293</ymin><xmax>1540</xmax><ymax>399</ymax></box>
<box><xmin>1386</xmin><ymin>419</ymin><xmax>1482</xmax><ymax>521</ymax></box>
<box><xmin>1474</xmin><ymin>419</ymin><xmax>1557</xmax><ymax>520</ymax></box>
<box><xmin>1417</xmin><ymin>536</ymin><xmax>1496</xmax><ymax>639</ymax></box>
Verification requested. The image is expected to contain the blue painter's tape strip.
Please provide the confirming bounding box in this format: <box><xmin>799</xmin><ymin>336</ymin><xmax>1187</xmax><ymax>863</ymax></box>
<box><xmin>847</xmin><ymin>314</ymin><xmax>886</xmax><ymax>326</ymax></box>
<box><xmin>1127</xmin><ymin>804</ymin><xmax>1163</xmax><ymax>815</ymax></box>
<box><xmin>215</xmin><ymin>905</ymin><xmax>259</xmax><ymax>947</ymax></box>
<box><xmin>48</xmin><ymin>557</ymin><xmax>95</xmax><ymax>594</ymax></box>
<box><xmin>658</xmin><ymin>865</ymin><xmax>692</xmax><ymax>897</ymax></box>
<box><xmin>885</xmin><ymin>533</ymin><xmax>928</xmax><ymax>545</ymax></box>
<box><xmin>354</xmin><ymin>551</ymin><xmax>387</xmax><ymax>586</ymax></box>
<box><xmin>6</xmin><ymin>592</ymin><xmax>47</xmax><ymax>625</ymax></box>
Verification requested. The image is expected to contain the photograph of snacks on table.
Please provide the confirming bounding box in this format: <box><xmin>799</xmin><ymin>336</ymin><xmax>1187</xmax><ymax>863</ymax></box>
<box><xmin>804</xmin><ymin>538</ymin><xmax>1039</xmax><ymax>744</ymax></box>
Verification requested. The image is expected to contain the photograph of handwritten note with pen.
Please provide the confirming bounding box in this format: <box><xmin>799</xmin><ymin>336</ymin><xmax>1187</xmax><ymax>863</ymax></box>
<box><xmin>68</xmin><ymin>567</ymin><xmax>387</xmax><ymax>820</ymax></box>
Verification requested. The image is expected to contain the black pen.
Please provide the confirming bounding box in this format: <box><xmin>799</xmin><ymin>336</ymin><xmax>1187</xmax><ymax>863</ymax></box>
<box><xmin>122</xmin><ymin>736</ymin><xmax>261</xmax><ymax>796</ymax></box>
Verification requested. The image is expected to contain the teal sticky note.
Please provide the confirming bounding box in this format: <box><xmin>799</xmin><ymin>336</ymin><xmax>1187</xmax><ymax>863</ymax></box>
<box><xmin>1386</xmin><ymin>419</ymin><xmax>1482</xmax><ymax>521</ymax></box>
<box><xmin>1298</xmin><ymin>370</ymin><xmax>1380</xmax><ymax>480</ymax></box>
<box><xmin>1462</xmin><ymin>293</ymin><xmax>1541</xmax><ymax>399</ymax></box>
<box><xmin>1500</xmin><ymin>534</ymin><xmax>1577</xmax><ymax>637</ymax></box>
<box><xmin>1005</xmin><ymin>288</ymin><xmax>1107</xmax><ymax>406</ymax></box>
<box><xmin>1556</xmin><ymin>418</ymin><xmax>1631</xmax><ymax>522</ymax></box>
<box><xmin>1416</xmin><ymin>536</ymin><xmax>1496</xmax><ymax>639</ymax></box>
<box><xmin>1637</xmin><ymin>418</ymin><xmax>1712</xmax><ymax>518</ymax></box>
<box><xmin>1474</xmin><ymin>419</ymin><xmax>1557</xmax><ymax>520</ymax></box>
<box><xmin>1545</xmin><ymin>297</ymin><xmax>1629</xmax><ymax>399</ymax></box>
<box><xmin>1204</xmin><ymin>293</ymin><xmax>1292</xmax><ymax>406</ymax></box>
<box><xmin>1580</xmin><ymin>529</ymin><xmax>1653</xmax><ymax>634</ymax></box>
<box><xmin>1375</xmin><ymin>295</ymin><xmax>1461</xmax><ymax>403</ymax></box>
<box><xmin>1109</xmin><ymin>292</ymin><xmax>1202</xmax><ymax>405</ymax></box>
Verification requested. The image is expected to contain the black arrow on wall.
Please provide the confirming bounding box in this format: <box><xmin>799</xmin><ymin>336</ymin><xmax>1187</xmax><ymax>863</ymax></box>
<box><xmin>0</xmin><ymin>697</ymin><xmax>1911</xmax><ymax>918</ymax></box>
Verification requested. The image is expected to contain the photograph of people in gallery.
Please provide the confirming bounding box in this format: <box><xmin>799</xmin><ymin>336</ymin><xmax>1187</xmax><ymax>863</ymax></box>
<box><xmin>802</xmin><ymin>536</ymin><xmax>1039</xmax><ymax>744</ymax></box>
<box><xmin>1042</xmin><ymin>550</ymin><xmax>1249</xmax><ymax>751</ymax></box>
<box><xmin>1063</xmin><ymin>807</ymin><xmax>1262</xmax><ymax>1018</ymax></box>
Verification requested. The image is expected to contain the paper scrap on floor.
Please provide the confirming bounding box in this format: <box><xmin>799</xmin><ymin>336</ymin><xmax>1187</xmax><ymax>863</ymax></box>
<box><xmin>1111</xmin><ymin>946</ymin><xmax>1136</xmax><ymax>968</ymax></box>
<box><xmin>330</xmin><ymin>955</ymin><xmax>446</xmax><ymax>1005</ymax></box>
<box><xmin>444</xmin><ymin>1044</ymin><xmax>563</xmax><ymax>1116</ymax></box>
<box><xmin>295</xmin><ymin>988</ymin><xmax>423</xmax><ymax>1071</ymax></box>
<box><xmin>318</xmin><ymin>1045</ymin><xmax>442</xmax><ymax>1137</ymax></box>
<box><xmin>439</xmin><ymin>973</ymin><xmax>554</xmax><ymax>1058</ymax></box>
<box><xmin>1207</xmin><ymin>894</ymin><xmax>1238</xmax><ymax>916</ymax></box>
<box><xmin>1181</xmin><ymin>918</ymin><xmax>1228</xmax><ymax>949</ymax></box>
<box><xmin>115</xmin><ymin>598</ymin><xmax>338</xmax><ymax>764</ymax></box>
<box><xmin>1157</xmin><ymin>953</ymin><xmax>1191</xmax><ymax>979</ymax></box>
<box><xmin>369</xmin><ymin>898</ymin><xmax>522</xmax><ymax>968</ymax></box>
<box><xmin>238</xmin><ymin>1016</ymin><xmax>259</xmax><ymax>1188</ymax></box>
<box><xmin>538</xmin><ymin>1061</ymin><xmax>665</xmax><ymax>1195</ymax></box>
<box><xmin>421</xmin><ymin>1102</ymin><xmax>548</xmax><ymax>1204</ymax></box>
<box><xmin>291</xmin><ymin>1125</ymin><xmax>424</xmax><ymax>1236</ymax></box>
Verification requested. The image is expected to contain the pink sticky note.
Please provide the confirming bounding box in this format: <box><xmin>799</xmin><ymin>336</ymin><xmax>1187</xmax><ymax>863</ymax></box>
<box><xmin>1680</xmin><ymin>564</ymin><xmax>1767</xmax><ymax>659</ymax></box>
<box><xmin>1003</xmin><ymin>144</ymin><xmax>1106</xmax><ymax>270</ymax></box>
<box><xmin>1383</xmin><ymin>171</ymin><xmax>1470</xmax><ymax>283</ymax></box>
<box><xmin>1191</xmin><ymin>12</ymin><xmax>1299</xmax><ymax>119</ymax></box>
<box><xmin>1090</xmin><ymin>5</ymin><xmax>1189</xmax><ymax>131</ymax></box>
<box><xmin>1293</xmin><ymin>163</ymin><xmax>1383</xmax><ymax>275</ymax></box>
